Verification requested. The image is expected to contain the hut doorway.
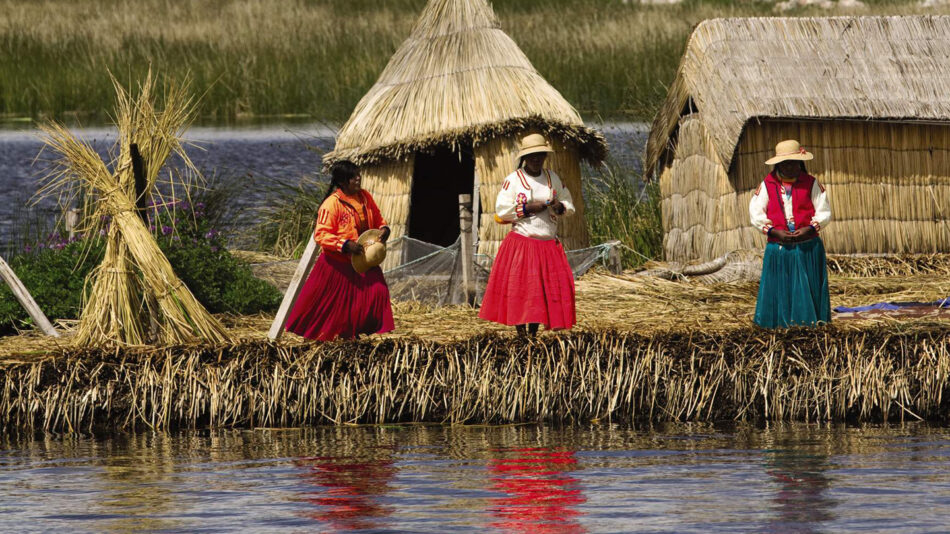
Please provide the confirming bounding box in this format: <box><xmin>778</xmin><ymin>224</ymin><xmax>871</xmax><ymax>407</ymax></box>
<box><xmin>408</xmin><ymin>145</ymin><xmax>475</xmax><ymax>247</ymax></box>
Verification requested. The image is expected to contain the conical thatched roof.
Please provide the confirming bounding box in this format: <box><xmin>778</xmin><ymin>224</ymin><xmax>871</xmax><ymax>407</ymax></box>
<box><xmin>324</xmin><ymin>0</ymin><xmax>606</xmax><ymax>167</ymax></box>
<box><xmin>646</xmin><ymin>16</ymin><xmax>950</xmax><ymax>176</ymax></box>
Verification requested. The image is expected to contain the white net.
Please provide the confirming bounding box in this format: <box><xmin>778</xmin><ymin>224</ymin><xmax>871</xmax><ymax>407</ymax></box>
<box><xmin>384</xmin><ymin>236</ymin><xmax>616</xmax><ymax>306</ymax></box>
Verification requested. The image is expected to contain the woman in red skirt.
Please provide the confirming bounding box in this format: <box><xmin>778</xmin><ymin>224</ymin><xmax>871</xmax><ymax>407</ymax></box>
<box><xmin>479</xmin><ymin>133</ymin><xmax>576</xmax><ymax>336</ymax></box>
<box><xmin>285</xmin><ymin>160</ymin><xmax>395</xmax><ymax>341</ymax></box>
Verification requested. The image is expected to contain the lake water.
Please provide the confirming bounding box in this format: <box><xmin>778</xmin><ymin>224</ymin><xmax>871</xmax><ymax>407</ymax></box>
<box><xmin>0</xmin><ymin>123</ymin><xmax>648</xmax><ymax>249</ymax></box>
<box><xmin>2</xmin><ymin>422</ymin><xmax>949</xmax><ymax>533</ymax></box>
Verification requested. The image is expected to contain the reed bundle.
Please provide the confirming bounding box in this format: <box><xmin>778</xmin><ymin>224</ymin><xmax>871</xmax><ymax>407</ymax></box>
<box><xmin>3</xmin><ymin>324</ymin><xmax>950</xmax><ymax>433</ymax></box>
<box><xmin>37</xmin><ymin>73</ymin><xmax>229</xmax><ymax>346</ymax></box>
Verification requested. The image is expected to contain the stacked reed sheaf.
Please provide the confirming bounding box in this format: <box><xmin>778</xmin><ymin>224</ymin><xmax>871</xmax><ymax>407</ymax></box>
<box><xmin>37</xmin><ymin>73</ymin><xmax>229</xmax><ymax>347</ymax></box>
<box><xmin>3</xmin><ymin>326</ymin><xmax>949</xmax><ymax>432</ymax></box>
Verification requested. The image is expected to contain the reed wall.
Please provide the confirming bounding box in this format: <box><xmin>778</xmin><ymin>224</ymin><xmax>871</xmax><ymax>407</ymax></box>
<box><xmin>548</xmin><ymin>140</ymin><xmax>590</xmax><ymax>251</ymax></box>
<box><xmin>662</xmin><ymin>116</ymin><xmax>950</xmax><ymax>262</ymax></box>
<box><xmin>3</xmin><ymin>327</ymin><xmax>949</xmax><ymax>433</ymax></box>
<box><xmin>735</xmin><ymin>119</ymin><xmax>950</xmax><ymax>255</ymax></box>
<box><xmin>360</xmin><ymin>158</ymin><xmax>414</xmax><ymax>270</ymax></box>
<box><xmin>661</xmin><ymin>114</ymin><xmax>761</xmax><ymax>262</ymax></box>
<box><xmin>475</xmin><ymin>136</ymin><xmax>518</xmax><ymax>257</ymax></box>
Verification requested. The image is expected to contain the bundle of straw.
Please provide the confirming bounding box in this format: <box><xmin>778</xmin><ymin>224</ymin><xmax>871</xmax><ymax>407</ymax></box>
<box><xmin>38</xmin><ymin>72</ymin><xmax>228</xmax><ymax>346</ymax></box>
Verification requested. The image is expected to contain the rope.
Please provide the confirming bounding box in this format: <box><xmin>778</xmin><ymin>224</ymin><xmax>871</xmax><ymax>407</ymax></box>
<box><xmin>154</xmin><ymin>280</ymin><xmax>186</xmax><ymax>300</ymax></box>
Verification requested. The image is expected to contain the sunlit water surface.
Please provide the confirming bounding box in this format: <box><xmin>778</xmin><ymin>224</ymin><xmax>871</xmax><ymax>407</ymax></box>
<box><xmin>2</xmin><ymin>423</ymin><xmax>950</xmax><ymax>533</ymax></box>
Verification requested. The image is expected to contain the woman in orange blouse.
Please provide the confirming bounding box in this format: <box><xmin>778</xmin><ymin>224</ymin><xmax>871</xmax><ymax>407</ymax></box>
<box><xmin>285</xmin><ymin>160</ymin><xmax>394</xmax><ymax>340</ymax></box>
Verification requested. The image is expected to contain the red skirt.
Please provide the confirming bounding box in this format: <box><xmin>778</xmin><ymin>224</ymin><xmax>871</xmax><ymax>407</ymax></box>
<box><xmin>285</xmin><ymin>253</ymin><xmax>395</xmax><ymax>341</ymax></box>
<box><xmin>479</xmin><ymin>232</ymin><xmax>576</xmax><ymax>330</ymax></box>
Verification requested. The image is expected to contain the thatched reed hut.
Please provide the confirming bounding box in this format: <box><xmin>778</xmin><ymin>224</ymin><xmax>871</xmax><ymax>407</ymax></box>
<box><xmin>646</xmin><ymin>16</ymin><xmax>950</xmax><ymax>263</ymax></box>
<box><xmin>323</xmin><ymin>0</ymin><xmax>606</xmax><ymax>265</ymax></box>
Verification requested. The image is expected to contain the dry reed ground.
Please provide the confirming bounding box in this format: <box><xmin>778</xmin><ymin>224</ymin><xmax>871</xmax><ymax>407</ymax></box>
<box><xmin>1</xmin><ymin>256</ymin><xmax>948</xmax><ymax>431</ymax></box>
<box><xmin>2</xmin><ymin>260</ymin><xmax>948</xmax><ymax>356</ymax></box>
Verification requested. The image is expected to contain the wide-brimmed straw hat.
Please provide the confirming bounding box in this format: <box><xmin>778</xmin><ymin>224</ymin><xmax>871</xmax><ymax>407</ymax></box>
<box><xmin>514</xmin><ymin>133</ymin><xmax>554</xmax><ymax>169</ymax></box>
<box><xmin>765</xmin><ymin>139</ymin><xmax>814</xmax><ymax>165</ymax></box>
<box><xmin>351</xmin><ymin>229</ymin><xmax>387</xmax><ymax>274</ymax></box>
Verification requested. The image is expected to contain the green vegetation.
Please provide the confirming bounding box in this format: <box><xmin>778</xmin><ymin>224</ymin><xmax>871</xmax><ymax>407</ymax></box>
<box><xmin>0</xmin><ymin>199</ymin><xmax>281</xmax><ymax>335</ymax></box>
<box><xmin>1</xmin><ymin>0</ymin><xmax>940</xmax><ymax>124</ymax></box>
<box><xmin>583</xmin><ymin>162</ymin><xmax>662</xmax><ymax>269</ymax></box>
<box><xmin>253</xmin><ymin>176</ymin><xmax>327</xmax><ymax>258</ymax></box>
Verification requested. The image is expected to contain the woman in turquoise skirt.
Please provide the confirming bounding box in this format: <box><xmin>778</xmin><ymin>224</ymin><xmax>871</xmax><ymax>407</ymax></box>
<box><xmin>749</xmin><ymin>140</ymin><xmax>832</xmax><ymax>328</ymax></box>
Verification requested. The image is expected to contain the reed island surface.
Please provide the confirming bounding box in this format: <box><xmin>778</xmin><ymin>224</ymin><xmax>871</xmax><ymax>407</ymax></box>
<box><xmin>1</xmin><ymin>253</ymin><xmax>948</xmax><ymax>433</ymax></box>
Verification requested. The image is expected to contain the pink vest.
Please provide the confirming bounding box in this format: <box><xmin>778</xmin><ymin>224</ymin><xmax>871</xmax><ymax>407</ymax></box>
<box><xmin>763</xmin><ymin>172</ymin><xmax>816</xmax><ymax>243</ymax></box>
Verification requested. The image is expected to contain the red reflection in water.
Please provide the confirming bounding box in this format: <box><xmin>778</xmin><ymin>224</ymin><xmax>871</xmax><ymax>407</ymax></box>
<box><xmin>295</xmin><ymin>454</ymin><xmax>396</xmax><ymax>531</ymax></box>
<box><xmin>488</xmin><ymin>448</ymin><xmax>586</xmax><ymax>533</ymax></box>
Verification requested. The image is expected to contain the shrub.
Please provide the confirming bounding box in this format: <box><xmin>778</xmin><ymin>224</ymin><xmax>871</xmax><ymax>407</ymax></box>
<box><xmin>0</xmin><ymin>200</ymin><xmax>281</xmax><ymax>334</ymax></box>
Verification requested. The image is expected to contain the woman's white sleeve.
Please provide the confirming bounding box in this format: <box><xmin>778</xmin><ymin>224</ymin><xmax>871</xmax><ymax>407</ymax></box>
<box><xmin>810</xmin><ymin>180</ymin><xmax>831</xmax><ymax>232</ymax></box>
<box><xmin>554</xmin><ymin>172</ymin><xmax>575</xmax><ymax>216</ymax></box>
<box><xmin>748</xmin><ymin>181</ymin><xmax>773</xmax><ymax>234</ymax></box>
<box><xmin>495</xmin><ymin>177</ymin><xmax>519</xmax><ymax>222</ymax></box>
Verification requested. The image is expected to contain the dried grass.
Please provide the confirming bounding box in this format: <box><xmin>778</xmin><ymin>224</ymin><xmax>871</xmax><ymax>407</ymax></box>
<box><xmin>2</xmin><ymin>323</ymin><xmax>949</xmax><ymax>433</ymax></box>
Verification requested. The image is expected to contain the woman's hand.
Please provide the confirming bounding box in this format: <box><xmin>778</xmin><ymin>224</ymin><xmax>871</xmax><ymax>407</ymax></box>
<box><xmin>789</xmin><ymin>226</ymin><xmax>817</xmax><ymax>242</ymax></box>
<box><xmin>379</xmin><ymin>227</ymin><xmax>391</xmax><ymax>244</ymax></box>
<box><xmin>550</xmin><ymin>200</ymin><xmax>566</xmax><ymax>215</ymax></box>
<box><xmin>343</xmin><ymin>241</ymin><xmax>364</xmax><ymax>255</ymax></box>
<box><xmin>524</xmin><ymin>200</ymin><xmax>548</xmax><ymax>214</ymax></box>
<box><xmin>769</xmin><ymin>228</ymin><xmax>793</xmax><ymax>243</ymax></box>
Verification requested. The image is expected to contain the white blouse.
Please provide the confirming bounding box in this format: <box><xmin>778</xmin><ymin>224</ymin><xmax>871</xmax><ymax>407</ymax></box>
<box><xmin>495</xmin><ymin>168</ymin><xmax>575</xmax><ymax>240</ymax></box>
<box><xmin>749</xmin><ymin>178</ymin><xmax>832</xmax><ymax>235</ymax></box>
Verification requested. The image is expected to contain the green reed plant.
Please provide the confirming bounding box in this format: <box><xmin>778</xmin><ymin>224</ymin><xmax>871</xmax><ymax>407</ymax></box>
<box><xmin>583</xmin><ymin>162</ymin><xmax>662</xmax><ymax>269</ymax></box>
<box><xmin>252</xmin><ymin>176</ymin><xmax>327</xmax><ymax>258</ymax></box>
<box><xmin>3</xmin><ymin>0</ymin><xmax>940</xmax><ymax>124</ymax></box>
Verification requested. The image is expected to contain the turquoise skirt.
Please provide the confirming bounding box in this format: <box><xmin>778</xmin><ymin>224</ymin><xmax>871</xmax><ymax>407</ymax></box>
<box><xmin>754</xmin><ymin>238</ymin><xmax>831</xmax><ymax>328</ymax></box>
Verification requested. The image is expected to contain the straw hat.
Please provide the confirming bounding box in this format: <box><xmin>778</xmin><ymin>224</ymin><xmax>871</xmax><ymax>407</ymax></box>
<box><xmin>765</xmin><ymin>139</ymin><xmax>814</xmax><ymax>165</ymax></box>
<box><xmin>514</xmin><ymin>133</ymin><xmax>554</xmax><ymax>168</ymax></box>
<box><xmin>351</xmin><ymin>229</ymin><xmax>387</xmax><ymax>274</ymax></box>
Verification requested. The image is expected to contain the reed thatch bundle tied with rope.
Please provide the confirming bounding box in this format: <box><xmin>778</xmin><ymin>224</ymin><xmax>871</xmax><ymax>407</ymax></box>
<box><xmin>38</xmin><ymin>72</ymin><xmax>229</xmax><ymax>347</ymax></box>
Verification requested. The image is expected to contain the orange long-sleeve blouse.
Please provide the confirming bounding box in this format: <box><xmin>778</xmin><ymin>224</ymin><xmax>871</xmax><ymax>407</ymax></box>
<box><xmin>313</xmin><ymin>189</ymin><xmax>388</xmax><ymax>262</ymax></box>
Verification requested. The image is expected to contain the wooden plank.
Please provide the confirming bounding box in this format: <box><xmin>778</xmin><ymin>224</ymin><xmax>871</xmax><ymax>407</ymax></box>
<box><xmin>267</xmin><ymin>237</ymin><xmax>319</xmax><ymax>341</ymax></box>
<box><xmin>0</xmin><ymin>255</ymin><xmax>59</xmax><ymax>337</ymax></box>
<box><xmin>458</xmin><ymin>194</ymin><xmax>473</xmax><ymax>305</ymax></box>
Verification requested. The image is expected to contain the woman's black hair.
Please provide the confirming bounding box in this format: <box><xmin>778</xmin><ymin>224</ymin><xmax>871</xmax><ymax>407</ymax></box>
<box><xmin>773</xmin><ymin>160</ymin><xmax>807</xmax><ymax>175</ymax></box>
<box><xmin>324</xmin><ymin>160</ymin><xmax>359</xmax><ymax>201</ymax></box>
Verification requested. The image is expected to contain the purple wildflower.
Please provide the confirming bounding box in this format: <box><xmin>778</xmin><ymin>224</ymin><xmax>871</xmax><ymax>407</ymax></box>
<box><xmin>161</xmin><ymin>225</ymin><xmax>173</xmax><ymax>235</ymax></box>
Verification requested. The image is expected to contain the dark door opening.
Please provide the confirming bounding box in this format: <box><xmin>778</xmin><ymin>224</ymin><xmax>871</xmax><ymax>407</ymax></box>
<box><xmin>408</xmin><ymin>145</ymin><xmax>475</xmax><ymax>247</ymax></box>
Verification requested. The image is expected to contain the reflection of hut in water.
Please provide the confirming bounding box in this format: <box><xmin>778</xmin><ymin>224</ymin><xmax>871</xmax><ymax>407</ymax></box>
<box><xmin>646</xmin><ymin>16</ymin><xmax>950</xmax><ymax>263</ymax></box>
<box><xmin>323</xmin><ymin>0</ymin><xmax>606</xmax><ymax>269</ymax></box>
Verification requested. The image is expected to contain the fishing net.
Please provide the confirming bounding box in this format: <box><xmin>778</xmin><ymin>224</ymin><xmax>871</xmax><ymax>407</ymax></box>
<box><xmin>384</xmin><ymin>236</ymin><xmax>617</xmax><ymax>306</ymax></box>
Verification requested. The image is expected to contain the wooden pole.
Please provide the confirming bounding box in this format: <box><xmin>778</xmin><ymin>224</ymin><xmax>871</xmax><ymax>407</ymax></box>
<box><xmin>471</xmin><ymin>169</ymin><xmax>480</xmax><ymax>256</ymax></box>
<box><xmin>458</xmin><ymin>194</ymin><xmax>474</xmax><ymax>305</ymax></box>
<box><xmin>130</xmin><ymin>143</ymin><xmax>148</xmax><ymax>223</ymax></box>
<box><xmin>605</xmin><ymin>240</ymin><xmax>623</xmax><ymax>274</ymax></box>
<box><xmin>267</xmin><ymin>237</ymin><xmax>319</xmax><ymax>341</ymax></box>
<box><xmin>0</xmin><ymin>255</ymin><xmax>60</xmax><ymax>337</ymax></box>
